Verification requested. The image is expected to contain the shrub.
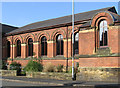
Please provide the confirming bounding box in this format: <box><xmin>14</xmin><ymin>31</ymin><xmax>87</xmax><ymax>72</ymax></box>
<box><xmin>10</xmin><ymin>62</ymin><xmax>21</xmax><ymax>75</ymax></box>
<box><xmin>2</xmin><ymin>61</ymin><xmax>7</xmax><ymax>70</ymax></box>
<box><xmin>43</xmin><ymin>62</ymin><xmax>55</xmax><ymax>72</ymax></box>
<box><xmin>56</xmin><ymin>64</ymin><xmax>63</xmax><ymax>72</ymax></box>
<box><xmin>24</xmin><ymin>60</ymin><xmax>43</xmax><ymax>72</ymax></box>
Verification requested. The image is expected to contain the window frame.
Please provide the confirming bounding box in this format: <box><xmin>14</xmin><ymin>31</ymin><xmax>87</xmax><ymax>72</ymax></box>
<box><xmin>28</xmin><ymin>38</ymin><xmax>33</xmax><ymax>56</ymax></box>
<box><xmin>74</xmin><ymin>32</ymin><xmax>79</xmax><ymax>55</ymax></box>
<box><xmin>99</xmin><ymin>20</ymin><xmax>108</xmax><ymax>48</ymax></box>
<box><xmin>7</xmin><ymin>41</ymin><xmax>10</xmax><ymax>57</ymax></box>
<box><xmin>17</xmin><ymin>40</ymin><xmax>21</xmax><ymax>57</ymax></box>
<box><xmin>56</xmin><ymin>34</ymin><xmax>64</xmax><ymax>55</ymax></box>
<box><xmin>41</xmin><ymin>36</ymin><xmax>47</xmax><ymax>56</ymax></box>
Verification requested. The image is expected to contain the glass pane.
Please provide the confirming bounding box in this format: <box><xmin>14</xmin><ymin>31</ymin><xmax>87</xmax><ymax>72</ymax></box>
<box><xmin>57</xmin><ymin>35</ymin><xmax>63</xmax><ymax>40</ymax></box>
<box><xmin>75</xmin><ymin>33</ymin><xmax>79</xmax><ymax>41</ymax></box>
<box><xmin>17</xmin><ymin>40</ymin><xmax>21</xmax><ymax>56</ymax></box>
<box><xmin>74</xmin><ymin>33</ymin><xmax>79</xmax><ymax>54</ymax></box>
<box><xmin>41</xmin><ymin>36</ymin><xmax>47</xmax><ymax>56</ymax></box>
<box><xmin>7</xmin><ymin>41</ymin><xmax>10</xmax><ymax>57</ymax></box>
<box><xmin>28</xmin><ymin>38</ymin><xmax>33</xmax><ymax>56</ymax></box>
<box><xmin>56</xmin><ymin>34</ymin><xmax>63</xmax><ymax>55</ymax></box>
<box><xmin>99</xmin><ymin>20</ymin><xmax>108</xmax><ymax>46</ymax></box>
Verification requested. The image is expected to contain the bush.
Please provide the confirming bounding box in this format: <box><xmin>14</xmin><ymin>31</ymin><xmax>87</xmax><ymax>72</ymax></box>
<box><xmin>43</xmin><ymin>62</ymin><xmax>55</xmax><ymax>72</ymax></box>
<box><xmin>56</xmin><ymin>64</ymin><xmax>63</xmax><ymax>72</ymax></box>
<box><xmin>10</xmin><ymin>62</ymin><xmax>21</xmax><ymax>75</ymax></box>
<box><xmin>2</xmin><ymin>61</ymin><xmax>7</xmax><ymax>70</ymax></box>
<box><xmin>24</xmin><ymin>60</ymin><xmax>43</xmax><ymax>72</ymax></box>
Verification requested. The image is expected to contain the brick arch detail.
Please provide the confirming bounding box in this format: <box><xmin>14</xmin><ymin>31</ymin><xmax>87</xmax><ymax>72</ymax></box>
<box><xmin>24</xmin><ymin>33</ymin><xmax>35</xmax><ymax>43</ymax></box>
<box><xmin>51</xmin><ymin>29</ymin><xmax>66</xmax><ymax>41</ymax></box>
<box><xmin>3</xmin><ymin>37</ymin><xmax>12</xmax><ymax>45</ymax></box>
<box><xmin>13</xmin><ymin>35</ymin><xmax>23</xmax><ymax>44</ymax></box>
<box><xmin>68</xmin><ymin>27</ymin><xmax>79</xmax><ymax>38</ymax></box>
<box><xmin>37</xmin><ymin>31</ymin><xmax>50</xmax><ymax>42</ymax></box>
<box><xmin>91</xmin><ymin>11</ymin><xmax>114</xmax><ymax>27</ymax></box>
<box><xmin>3</xmin><ymin>36</ymin><xmax>13</xmax><ymax>45</ymax></box>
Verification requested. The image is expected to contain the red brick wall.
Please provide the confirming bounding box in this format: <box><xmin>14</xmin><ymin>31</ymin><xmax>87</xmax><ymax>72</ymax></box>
<box><xmin>33</xmin><ymin>43</ymin><xmax>39</xmax><ymax>58</ymax></box>
<box><xmin>7</xmin><ymin>56</ymin><xmax>119</xmax><ymax>67</ymax></box>
<box><xmin>79</xmin><ymin>30</ymin><xmax>95</xmax><ymax>55</ymax></box>
<box><xmin>3</xmin><ymin>25</ymin><xmax>120</xmax><ymax>59</ymax></box>
<box><xmin>21</xmin><ymin>45</ymin><xmax>27</xmax><ymax>58</ymax></box>
<box><xmin>108</xmin><ymin>27</ymin><xmax>119</xmax><ymax>53</ymax></box>
<box><xmin>79</xmin><ymin>57</ymin><xmax>119</xmax><ymax>67</ymax></box>
<box><xmin>47</xmin><ymin>42</ymin><xmax>54</xmax><ymax>58</ymax></box>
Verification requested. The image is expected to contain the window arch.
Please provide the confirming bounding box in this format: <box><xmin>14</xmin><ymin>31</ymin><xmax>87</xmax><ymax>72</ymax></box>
<box><xmin>56</xmin><ymin>34</ymin><xmax>63</xmax><ymax>55</ymax></box>
<box><xmin>41</xmin><ymin>36</ymin><xmax>47</xmax><ymax>56</ymax></box>
<box><xmin>7</xmin><ymin>41</ymin><xmax>10</xmax><ymax>57</ymax></box>
<box><xmin>17</xmin><ymin>40</ymin><xmax>21</xmax><ymax>56</ymax></box>
<box><xmin>99</xmin><ymin>20</ymin><xmax>108</xmax><ymax>47</ymax></box>
<box><xmin>28</xmin><ymin>38</ymin><xmax>33</xmax><ymax>56</ymax></box>
<box><xmin>74</xmin><ymin>33</ymin><xmax>79</xmax><ymax>54</ymax></box>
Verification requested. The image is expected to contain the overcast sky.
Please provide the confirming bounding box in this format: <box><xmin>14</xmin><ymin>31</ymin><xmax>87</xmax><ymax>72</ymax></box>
<box><xmin>1</xmin><ymin>2</ymin><xmax>119</xmax><ymax>27</ymax></box>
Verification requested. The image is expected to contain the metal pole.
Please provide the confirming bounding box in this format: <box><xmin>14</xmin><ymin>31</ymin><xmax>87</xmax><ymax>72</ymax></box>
<box><xmin>72</xmin><ymin>0</ymin><xmax>75</xmax><ymax>80</ymax></box>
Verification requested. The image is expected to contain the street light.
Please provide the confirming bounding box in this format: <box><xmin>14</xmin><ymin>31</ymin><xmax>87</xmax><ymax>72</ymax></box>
<box><xmin>72</xmin><ymin>0</ymin><xmax>76</xmax><ymax>81</ymax></box>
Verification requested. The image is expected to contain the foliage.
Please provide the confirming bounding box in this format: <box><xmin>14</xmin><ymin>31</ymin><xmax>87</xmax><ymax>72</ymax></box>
<box><xmin>69</xmin><ymin>66</ymin><xmax>78</xmax><ymax>73</ymax></box>
<box><xmin>2</xmin><ymin>61</ymin><xmax>8</xmax><ymax>70</ymax></box>
<box><xmin>24</xmin><ymin>60</ymin><xmax>43</xmax><ymax>72</ymax></box>
<box><xmin>56</xmin><ymin>64</ymin><xmax>63</xmax><ymax>72</ymax></box>
<box><xmin>43</xmin><ymin>62</ymin><xmax>55</xmax><ymax>72</ymax></box>
<box><xmin>20</xmin><ymin>70</ymin><xmax>26</xmax><ymax>76</ymax></box>
<box><xmin>10</xmin><ymin>62</ymin><xmax>21</xmax><ymax>75</ymax></box>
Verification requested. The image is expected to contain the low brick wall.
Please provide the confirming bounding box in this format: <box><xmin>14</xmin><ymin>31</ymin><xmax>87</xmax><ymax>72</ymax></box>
<box><xmin>26</xmin><ymin>72</ymin><xmax>79</xmax><ymax>80</ymax></box>
<box><xmin>0</xmin><ymin>70</ymin><xmax>17</xmax><ymax>76</ymax></box>
<box><xmin>78</xmin><ymin>67</ymin><xmax>120</xmax><ymax>82</ymax></box>
<box><xmin>7</xmin><ymin>59</ymin><xmax>79</xmax><ymax>67</ymax></box>
<box><xmin>26</xmin><ymin>67</ymin><xmax>120</xmax><ymax>82</ymax></box>
<box><xmin>7</xmin><ymin>56</ymin><xmax>119</xmax><ymax>67</ymax></box>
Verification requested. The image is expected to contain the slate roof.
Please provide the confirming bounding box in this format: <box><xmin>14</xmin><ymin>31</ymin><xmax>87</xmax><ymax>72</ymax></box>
<box><xmin>1</xmin><ymin>23</ymin><xmax>18</xmax><ymax>35</ymax></box>
<box><xmin>6</xmin><ymin>6</ymin><xmax>119</xmax><ymax>35</ymax></box>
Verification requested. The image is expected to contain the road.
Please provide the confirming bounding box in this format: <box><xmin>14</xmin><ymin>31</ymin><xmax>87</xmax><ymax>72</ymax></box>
<box><xmin>1</xmin><ymin>78</ymin><xmax>76</xmax><ymax>88</ymax></box>
<box><xmin>1</xmin><ymin>80</ymin><xmax>90</xmax><ymax>88</ymax></box>
<box><xmin>1</xmin><ymin>76</ymin><xmax>120</xmax><ymax>88</ymax></box>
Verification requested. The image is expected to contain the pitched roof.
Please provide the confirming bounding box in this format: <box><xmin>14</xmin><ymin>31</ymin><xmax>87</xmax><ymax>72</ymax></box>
<box><xmin>1</xmin><ymin>23</ymin><xmax>18</xmax><ymax>35</ymax></box>
<box><xmin>6</xmin><ymin>6</ymin><xmax>119</xmax><ymax>35</ymax></box>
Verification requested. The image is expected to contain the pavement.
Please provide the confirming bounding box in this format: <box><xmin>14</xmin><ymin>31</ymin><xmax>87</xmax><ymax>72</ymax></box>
<box><xmin>1</xmin><ymin>76</ymin><xmax>120</xmax><ymax>88</ymax></box>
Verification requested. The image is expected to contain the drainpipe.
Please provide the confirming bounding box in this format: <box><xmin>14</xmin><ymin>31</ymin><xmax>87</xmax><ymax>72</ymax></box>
<box><xmin>12</xmin><ymin>35</ymin><xmax>13</xmax><ymax>62</ymax></box>
<box><xmin>66</xmin><ymin>26</ymin><xmax>68</xmax><ymax>72</ymax></box>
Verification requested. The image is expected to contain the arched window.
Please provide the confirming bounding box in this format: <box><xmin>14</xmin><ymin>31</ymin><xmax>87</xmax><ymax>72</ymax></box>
<box><xmin>7</xmin><ymin>41</ymin><xmax>10</xmax><ymax>57</ymax></box>
<box><xmin>28</xmin><ymin>38</ymin><xmax>33</xmax><ymax>56</ymax></box>
<box><xmin>99</xmin><ymin>20</ymin><xmax>108</xmax><ymax>47</ymax></box>
<box><xmin>17</xmin><ymin>40</ymin><xmax>21</xmax><ymax>56</ymax></box>
<box><xmin>74</xmin><ymin>33</ymin><xmax>79</xmax><ymax>54</ymax></box>
<box><xmin>56</xmin><ymin>34</ymin><xmax>63</xmax><ymax>55</ymax></box>
<box><xmin>41</xmin><ymin>36</ymin><xmax>47</xmax><ymax>56</ymax></box>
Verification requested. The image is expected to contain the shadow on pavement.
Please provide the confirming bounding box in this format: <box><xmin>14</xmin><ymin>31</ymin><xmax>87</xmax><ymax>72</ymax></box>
<box><xmin>1</xmin><ymin>86</ymin><xmax>74</xmax><ymax>88</ymax></box>
<box><xmin>95</xmin><ymin>84</ymin><xmax>120</xmax><ymax>88</ymax></box>
<box><xmin>1</xmin><ymin>84</ymin><xmax>120</xmax><ymax>88</ymax></box>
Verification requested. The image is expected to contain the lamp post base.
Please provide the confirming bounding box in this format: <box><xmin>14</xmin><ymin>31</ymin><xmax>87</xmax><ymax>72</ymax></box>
<box><xmin>72</xmin><ymin>73</ymin><xmax>76</xmax><ymax>81</ymax></box>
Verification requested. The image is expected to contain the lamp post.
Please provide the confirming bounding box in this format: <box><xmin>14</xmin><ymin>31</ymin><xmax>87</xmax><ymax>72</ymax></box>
<box><xmin>72</xmin><ymin>0</ymin><xmax>75</xmax><ymax>81</ymax></box>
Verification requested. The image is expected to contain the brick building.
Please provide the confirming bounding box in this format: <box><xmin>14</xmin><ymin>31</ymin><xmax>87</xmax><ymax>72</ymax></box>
<box><xmin>2</xmin><ymin>6</ymin><xmax>120</xmax><ymax>67</ymax></box>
